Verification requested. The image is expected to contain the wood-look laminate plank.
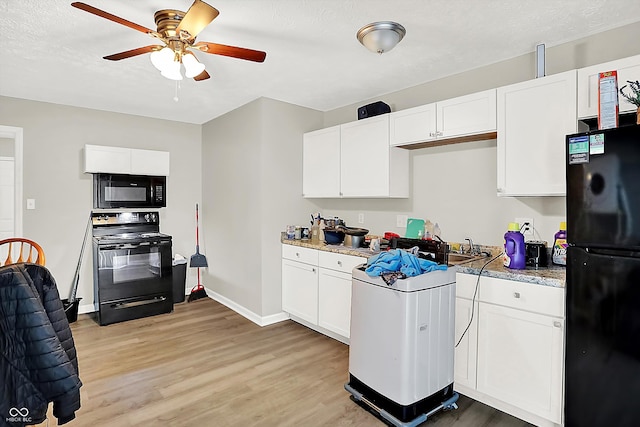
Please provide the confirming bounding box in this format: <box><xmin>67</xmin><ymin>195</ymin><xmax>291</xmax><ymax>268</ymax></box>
<box><xmin>33</xmin><ymin>298</ymin><xmax>532</xmax><ymax>426</ymax></box>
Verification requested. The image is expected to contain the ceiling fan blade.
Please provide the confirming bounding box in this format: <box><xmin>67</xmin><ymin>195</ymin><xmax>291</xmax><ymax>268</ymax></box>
<box><xmin>193</xmin><ymin>42</ymin><xmax>266</xmax><ymax>63</ymax></box>
<box><xmin>176</xmin><ymin>0</ymin><xmax>220</xmax><ymax>40</ymax></box>
<box><xmin>193</xmin><ymin>70</ymin><xmax>211</xmax><ymax>81</ymax></box>
<box><xmin>71</xmin><ymin>2</ymin><xmax>154</xmax><ymax>35</ymax></box>
<box><xmin>103</xmin><ymin>45</ymin><xmax>163</xmax><ymax>61</ymax></box>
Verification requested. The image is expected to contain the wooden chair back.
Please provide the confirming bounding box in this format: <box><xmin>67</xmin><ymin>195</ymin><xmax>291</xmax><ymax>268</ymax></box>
<box><xmin>0</xmin><ymin>238</ymin><xmax>46</xmax><ymax>266</ymax></box>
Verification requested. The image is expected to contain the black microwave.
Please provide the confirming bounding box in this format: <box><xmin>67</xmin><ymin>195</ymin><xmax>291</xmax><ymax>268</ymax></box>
<box><xmin>93</xmin><ymin>173</ymin><xmax>166</xmax><ymax>209</ymax></box>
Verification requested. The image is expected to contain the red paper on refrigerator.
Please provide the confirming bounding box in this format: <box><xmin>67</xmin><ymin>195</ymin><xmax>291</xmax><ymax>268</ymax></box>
<box><xmin>598</xmin><ymin>70</ymin><xmax>619</xmax><ymax>130</ymax></box>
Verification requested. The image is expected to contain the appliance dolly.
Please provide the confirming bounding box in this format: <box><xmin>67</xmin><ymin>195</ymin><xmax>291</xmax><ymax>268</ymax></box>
<box><xmin>344</xmin><ymin>384</ymin><xmax>459</xmax><ymax>427</ymax></box>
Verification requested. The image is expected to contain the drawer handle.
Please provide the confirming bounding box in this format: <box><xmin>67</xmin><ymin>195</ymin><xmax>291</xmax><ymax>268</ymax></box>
<box><xmin>337</xmin><ymin>260</ymin><xmax>342</xmax><ymax>266</ymax></box>
<box><xmin>513</xmin><ymin>292</ymin><xmax>520</xmax><ymax>299</ymax></box>
<box><xmin>312</xmin><ymin>268</ymin><xmax>316</xmax><ymax>273</ymax></box>
<box><xmin>296</xmin><ymin>252</ymin><xmax>300</xmax><ymax>257</ymax></box>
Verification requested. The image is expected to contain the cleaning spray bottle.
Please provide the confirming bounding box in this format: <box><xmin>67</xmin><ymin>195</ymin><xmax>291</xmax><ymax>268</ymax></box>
<box><xmin>552</xmin><ymin>221</ymin><xmax>567</xmax><ymax>266</ymax></box>
<box><xmin>503</xmin><ymin>222</ymin><xmax>526</xmax><ymax>269</ymax></box>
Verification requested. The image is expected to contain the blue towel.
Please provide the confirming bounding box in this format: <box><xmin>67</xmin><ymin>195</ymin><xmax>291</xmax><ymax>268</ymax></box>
<box><xmin>365</xmin><ymin>249</ymin><xmax>447</xmax><ymax>277</ymax></box>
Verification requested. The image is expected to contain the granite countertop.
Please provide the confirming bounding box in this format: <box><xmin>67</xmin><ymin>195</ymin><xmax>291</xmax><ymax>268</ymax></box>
<box><xmin>281</xmin><ymin>236</ymin><xmax>566</xmax><ymax>288</ymax></box>
<box><xmin>281</xmin><ymin>236</ymin><xmax>378</xmax><ymax>258</ymax></box>
<box><xmin>455</xmin><ymin>256</ymin><xmax>566</xmax><ymax>288</ymax></box>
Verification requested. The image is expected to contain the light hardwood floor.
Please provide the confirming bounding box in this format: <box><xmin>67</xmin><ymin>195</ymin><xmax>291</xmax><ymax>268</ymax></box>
<box><xmin>41</xmin><ymin>298</ymin><xmax>533</xmax><ymax>426</ymax></box>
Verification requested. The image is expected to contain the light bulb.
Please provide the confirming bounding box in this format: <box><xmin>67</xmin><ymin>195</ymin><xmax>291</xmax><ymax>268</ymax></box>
<box><xmin>160</xmin><ymin>60</ymin><xmax>183</xmax><ymax>81</ymax></box>
<box><xmin>150</xmin><ymin>47</ymin><xmax>174</xmax><ymax>71</ymax></box>
<box><xmin>182</xmin><ymin>53</ymin><xmax>206</xmax><ymax>78</ymax></box>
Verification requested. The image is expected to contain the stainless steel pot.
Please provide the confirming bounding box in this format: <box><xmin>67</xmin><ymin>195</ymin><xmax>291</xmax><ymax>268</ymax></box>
<box><xmin>349</xmin><ymin>235</ymin><xmax>365</xmax><ymax>248</ymax></box>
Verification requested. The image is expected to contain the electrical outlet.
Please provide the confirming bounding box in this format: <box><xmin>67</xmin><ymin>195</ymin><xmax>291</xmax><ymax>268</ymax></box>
<box><xmin>516</xmin><ymin>217</ymin><xmax>534</xmax><ymax>236</ymax></box>
<box><xmin>397</xmin><ymin>215</ymin><xmax>408</xmax><ymax>228</ymax></box>
<box><xmin>358</xmin><ymin>213</ymin><xmax>365</xmax><ymax>224</ymax></box>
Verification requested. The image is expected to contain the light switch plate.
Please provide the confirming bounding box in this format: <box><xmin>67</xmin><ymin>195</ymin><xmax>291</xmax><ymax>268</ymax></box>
<box><xmin>397</xmin><ymin>215</ymin><xmax>408</xmax><ymax>228</ymax></box>
<box><xmin>358</xmin><ymin>213</ymin><xmax>365</xmax><ymax>224</ymax></box>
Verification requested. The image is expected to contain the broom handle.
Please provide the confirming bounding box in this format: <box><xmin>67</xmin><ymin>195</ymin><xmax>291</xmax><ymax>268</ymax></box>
<box><xmin>195</xmin><ymin>203</ymin><xmax>200</xmax><ymax>248</ymax></box>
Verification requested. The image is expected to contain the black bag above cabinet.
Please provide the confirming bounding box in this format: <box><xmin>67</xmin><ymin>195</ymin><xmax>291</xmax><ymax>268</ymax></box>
<box><xmin>357</xmin><ymin>101</ymin><xmax>391</xmax><ymax>120</ymax></box>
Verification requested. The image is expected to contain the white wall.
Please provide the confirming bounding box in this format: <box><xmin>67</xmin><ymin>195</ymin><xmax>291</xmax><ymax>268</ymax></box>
<box><xmin>0</xmin><ymin>96</ymin><xmax>202</xmax><ymax>311</ymax></box>
<box><xmin>201</xmin><ymin>97</ymin><xmax>322</xmax><ymax>317</ymax></box>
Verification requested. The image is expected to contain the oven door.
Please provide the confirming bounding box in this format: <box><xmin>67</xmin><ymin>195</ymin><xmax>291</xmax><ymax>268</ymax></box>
<box><xmin>95</xmin><ymin>239</ymin><xmax>173</xmax><ymax>324</ymax></box>
<box><xmin>93</xmin><ymin>173</ymin><xmax>166</xmax><ymax>209</ymax></box>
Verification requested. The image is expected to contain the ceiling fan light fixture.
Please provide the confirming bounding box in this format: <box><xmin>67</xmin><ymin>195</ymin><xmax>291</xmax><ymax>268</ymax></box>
<box><xmin>356</xmin><ymin>21</ymin><xmax>406</xmax><ymax>54</ymax></box>
<box><xmin>150</xmin><ymin>47</ymin><xmax>175</xmax><ymax>71</ymax></box>
<box><xmin>160</xmin><ymin>60</ymin><xmax>183</xmax><ymax>80</ymax></box>
<box><xmin>182</xmin><ymin>53</ymin><xmax>206</xmax><ymax>78</ymax></box>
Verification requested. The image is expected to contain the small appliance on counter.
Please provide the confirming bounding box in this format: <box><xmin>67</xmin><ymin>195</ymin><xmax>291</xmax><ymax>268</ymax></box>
<box><xmin>525</xmin><ymin>241</ymin><xmax>548</xmax><ymax>268</ymax></box>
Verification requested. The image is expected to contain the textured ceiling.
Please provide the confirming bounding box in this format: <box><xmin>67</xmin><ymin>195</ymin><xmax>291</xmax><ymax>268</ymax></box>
<box><xmin>2</xmin><ymin>1</ymin><xmax>640</xmax><ymax>124</ymax></box>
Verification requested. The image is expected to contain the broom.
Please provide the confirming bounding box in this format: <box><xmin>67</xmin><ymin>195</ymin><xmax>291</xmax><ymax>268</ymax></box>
<box><xmin>188</xmin><ymin>203</ymin><xmax>208</xmax><ymax>302</ymax></box>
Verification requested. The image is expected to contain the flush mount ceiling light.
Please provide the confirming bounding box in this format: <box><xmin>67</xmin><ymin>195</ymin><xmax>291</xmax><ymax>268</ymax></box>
<box><xmin>356</xmin><ymin>21</ymin><xmax>406</xmax><ymax>54</ymax></box>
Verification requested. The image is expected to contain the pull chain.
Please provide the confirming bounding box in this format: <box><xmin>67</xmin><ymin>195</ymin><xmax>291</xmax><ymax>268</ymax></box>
<box><xmin>173</xmin><ymin>80</ymin><xmax>180</xmax><ymax>102</ymax></box>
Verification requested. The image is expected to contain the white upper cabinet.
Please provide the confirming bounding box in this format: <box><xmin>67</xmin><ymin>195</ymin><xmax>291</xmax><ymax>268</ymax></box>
<box><xmin>84</xmin><ymin>144</ymin><xmax>170</xmax><ymax>176</ymax></box>
<box><xmin>340</xmin><ymin>115</ymin><xmax>409</xmax><ymax>198</ymax></box>
<box><xmin>389</xmin><ymin>89</ymin><xmax>497</xmax><ymax>147</ymax></box>
<box><xmin>131</xmin><ymin>148</ymin><xmax>170</xmax><ymax>176</ymax></box>
<box><xmin>497</xmin><ymin>70</ymin><xmax>577</xmax><ymax>196</ymax></box>
<box><xmin>302</xmin><ymin>125</ymin><xmax>341</xmax><ymax>198</ymax></box>
<box><xmin>389</xmin><ymin>103</ymin><xmax>437</xmax><ymax>146</ymax></box>
<box><xmin>577</xmin><ymin>54</ymin><xmax>640</xmax><ymax>119</ymax></box>
<box><xmin>84</xmin><ymin>145</ymin><xmax>131</xmax><ymax>174</ymax></box>
<box><xmin>437</xmin><ymin>89</ymin><xmax>497</xmax><ymax>139</ymax></box>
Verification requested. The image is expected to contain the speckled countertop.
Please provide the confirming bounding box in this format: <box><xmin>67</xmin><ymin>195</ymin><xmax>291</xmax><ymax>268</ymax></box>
<box><xmin>455</xmin><ymin>256</ymin><xmax>566</xmax><ymax>288</ymax></box>
<box><xmin>281</xmin><ymin>236</ymin><xmax>566</xmax><ymax>288</ymax></box>
<box><xmin>281</xmin><ymin>236</ymin><xmax>378</xmax><ymax>258</ymax></box>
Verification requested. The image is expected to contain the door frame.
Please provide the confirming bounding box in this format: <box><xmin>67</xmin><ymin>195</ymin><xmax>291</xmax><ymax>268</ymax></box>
<box><xmin>0</xmin><ymin>125</ymin><xmax>23</xmax><ymax>237</ymax></box>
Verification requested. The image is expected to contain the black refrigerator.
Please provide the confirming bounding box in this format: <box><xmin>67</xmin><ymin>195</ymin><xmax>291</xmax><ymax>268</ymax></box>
<box><xmin>566</xmin><ymin>124</ymin><xmax>640</xmax><ymax>426</ymax></box>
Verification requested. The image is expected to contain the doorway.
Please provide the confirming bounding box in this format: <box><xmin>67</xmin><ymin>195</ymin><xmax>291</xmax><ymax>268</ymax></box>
<box><xmin>0</xmin><ymin>125</ymin><xmax>23</xmax><ymax>239</ymax></box>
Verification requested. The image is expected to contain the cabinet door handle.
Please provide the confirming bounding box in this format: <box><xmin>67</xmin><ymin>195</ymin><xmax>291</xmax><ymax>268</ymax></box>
<box><xmin>513</xmin><ymin>292</ymin><xmax>520</xmax><ymax>298</ymax></box>
<box><xmin>295</xmin><ymin>252</ymin><xmax>300</xmax><ymax>257</ymax></box>
<box><xmin>553</xmin><ymin>321</ymin><xmax>562</xmax><ymax>328</ymax></box>
<box><xmin>312</xmin><ymin>268</ymin><xmax>316</xmax><ymax>273</ymax></box>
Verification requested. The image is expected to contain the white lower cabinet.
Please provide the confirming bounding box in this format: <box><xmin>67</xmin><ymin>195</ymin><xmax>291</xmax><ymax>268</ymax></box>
<box><xmin>455</xmin><ymin>273</ymin><xmax>565</xmax><ymax>427</ymax></box>
<box><xmin>282</xmin><ymin>246</ymin><xmax>319</xmax><ymax>324</ymax></box>
<box><xmin>454</xmin><ymin>278</ymin><xmax>478</xmax><ymax>390</ymax></box>
<box><xmin>282</xmin><ymin>244</ymin><xmax>366</xmax><ymax>343</ymax></box>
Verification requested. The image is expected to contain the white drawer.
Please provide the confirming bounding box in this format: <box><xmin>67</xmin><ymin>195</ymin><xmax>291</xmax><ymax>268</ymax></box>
<box><xmin>318</xmin><ymin>251</ymin><xmax>367</xmax><ymax>274</ymax></box>
<box><xmin>282</xmin><ymin>244</ymin><xmax>318</xmax><ymax>265</ymax></box>
<box><xmin>479</xmin><ymin>276</ymin><xmax>565</xmax><ymax>318</ymax></box>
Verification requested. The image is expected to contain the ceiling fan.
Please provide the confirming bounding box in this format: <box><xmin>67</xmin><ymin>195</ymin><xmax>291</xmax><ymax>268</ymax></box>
<box><xmin>71</xmin><ymin>0</ymin><xmax>267</xmax><ymax>81</ymax></box>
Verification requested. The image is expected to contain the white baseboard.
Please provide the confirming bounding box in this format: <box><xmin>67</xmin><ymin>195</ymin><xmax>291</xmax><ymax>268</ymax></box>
<box><xmin>78</xmin><ymin>303</ymin><xmax>95</xmax><ymax>314</ymax></box>
<box><xmin>204</xmin><ymin>287</ymin><xmax>289</xmax><ymax>327</ymax></box>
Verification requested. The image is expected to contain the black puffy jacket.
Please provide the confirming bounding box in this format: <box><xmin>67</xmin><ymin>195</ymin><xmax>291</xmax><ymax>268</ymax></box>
<box><xmin>0</xmin><ymin>264</ymin><xmax>82</xmax><ymax>426</ymax></box>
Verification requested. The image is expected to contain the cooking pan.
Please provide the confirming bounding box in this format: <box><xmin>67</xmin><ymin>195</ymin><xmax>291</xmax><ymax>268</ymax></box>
<box><xmin>338</xmin><ymin>225</ymin><xmax>369</xmax><ymax>236</ymax></box>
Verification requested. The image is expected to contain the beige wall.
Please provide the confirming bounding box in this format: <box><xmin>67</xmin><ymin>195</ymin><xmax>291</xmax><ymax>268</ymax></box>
<box><xmin>316</xmin><ymin>21</ymin><xmax>640</xmax><ymax>247</ymax></box>
<box><xmin>0</xmin><ymin>96</ymin><xmax>202</xmax><ymax>311</ymax></box>
<box><xmin>201</xmin><ymin>97</ymin><xmax>322</xmax><ymax>317</ymax></box>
